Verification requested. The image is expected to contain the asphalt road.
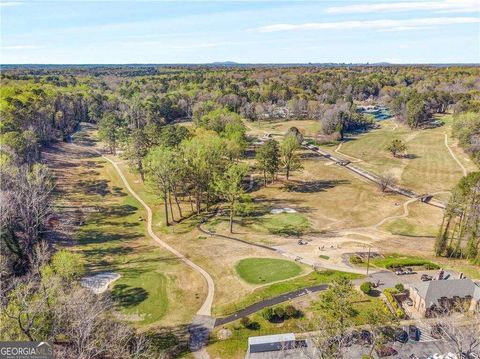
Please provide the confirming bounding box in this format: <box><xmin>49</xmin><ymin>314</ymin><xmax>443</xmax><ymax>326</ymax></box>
<box><xmin>214</xmin><ymin>284</ymin><xmax>328</xmax><ymax>327</ymax></box>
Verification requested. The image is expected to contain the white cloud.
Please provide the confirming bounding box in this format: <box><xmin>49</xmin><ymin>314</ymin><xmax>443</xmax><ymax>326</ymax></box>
<box><xmin>0</xmin><ymin>2</ymin><xmax>23</xmax><ymax>7</ymax></box>
<box><xmin>325</xmin><ymin>0</ymin><xmax>479</xmax><ymax>14</ymax></box>
<box><xmin>2</xmin><ymin>45</ymin><xmax>43</xmax><ymax>50</ymax></box>
<box><xmin>254</xmin><ymin>17</ymin><xmax>480</xmax><ymax>33</ymax></box>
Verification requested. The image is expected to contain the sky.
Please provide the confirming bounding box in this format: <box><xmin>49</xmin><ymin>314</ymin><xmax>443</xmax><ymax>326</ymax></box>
<box><xmin>1</xmin><ymin>0</ymin><xmax>479</xmax><ymax>64</ymax></box>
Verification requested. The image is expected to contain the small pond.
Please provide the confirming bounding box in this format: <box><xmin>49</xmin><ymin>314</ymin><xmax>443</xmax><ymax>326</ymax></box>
<box><xmin>357</xmin><ymin>105</ymin><xmax>391</xmax><ymax>121</ymax></box>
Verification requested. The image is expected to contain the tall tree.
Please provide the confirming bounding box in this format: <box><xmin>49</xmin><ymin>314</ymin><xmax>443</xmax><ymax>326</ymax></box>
<box><xmin>143</xmin><ymin>146</ymin><xmax>176</xmax><ymax>226</ymax></box>
<box><xmin>280</xmin><ymin>133</ymin><xmax>303</xmax><ymax>180</ymax></box>
<box><xmin>124</xmin><ymin>128</ymin><xmax>149</xmax><ymax>182</ymax></box>
<box><xmin>98</xmin><ymin>112</ymin><xmax>124</xmax><ymax>155</ymax></box>
<box><xmin>255</xmin><ymin>139</ymin><xmax>280</xmax><ymax>186</ymax></box>
<box><xmin>318</xmin><ymin>277</ymin><xmax>356</xmax><ymax>335</ymax></box>
<box><xmin>214</xmin><ymin>163</ymin><xmax>249</xmax><ymax>233</ymax></box>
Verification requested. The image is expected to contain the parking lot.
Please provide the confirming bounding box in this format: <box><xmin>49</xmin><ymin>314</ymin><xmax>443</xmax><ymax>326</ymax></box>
<box><xmin>343</xmin><ymin>334</ymin><xmax>459</xmax><ymax>359</ymax></box>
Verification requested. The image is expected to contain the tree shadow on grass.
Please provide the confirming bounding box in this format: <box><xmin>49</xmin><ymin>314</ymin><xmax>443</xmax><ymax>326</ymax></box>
<box><xmin>112</xmin><ymin>284</ymin><xmax>149</xmax><ymax>308</ymax></box>
<box><xmin>146</xmin><ymin>325</ymin><xmax>191</xmax><ymax>358</ymax></box>
<box><xmin>78</xmin><ymin>179</ymin><xmax>111</xmax><ymax>196</ymax></box>
<box><xmin>76</xmin><ymin>230</ymin><xmax>140</xmax><ymax>245</ymax></box>
<box><xmin>284</xmin><ymin>179</ymin><xmax>350</xmax><ymax>193</ymax></box>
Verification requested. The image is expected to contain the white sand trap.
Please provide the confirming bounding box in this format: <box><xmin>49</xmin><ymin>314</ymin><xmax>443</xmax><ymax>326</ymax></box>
<box><xmin>270</xmin><ymin>207</ymin><xmax>297</xmax><ymax>214</ymax></box>
<box><xmin>80</xmin><ymin>272</ymin><xmax>121</xmax><ymax>294</ymax></box>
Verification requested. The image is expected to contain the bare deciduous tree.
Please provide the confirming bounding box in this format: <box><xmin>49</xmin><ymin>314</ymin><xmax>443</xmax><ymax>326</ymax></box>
<box><xmin>377</xmin><ymin>172</ymin><xmax>397</xmax><ymax>193</ymax></box>
<box><xmin>422</xmin><ymin>309</ymin><xmax>480</xmax><ymax>358</ymax></box>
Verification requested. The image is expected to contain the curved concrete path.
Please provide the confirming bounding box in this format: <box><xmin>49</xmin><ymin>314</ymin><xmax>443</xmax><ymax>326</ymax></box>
<box><xmin>444</xmin><ymin>133</ymin><xmax>468</xmax><ymax>177</ymax></box>
<box><xmin>101</xmin><ymin>155</ymin><xmax>215</xmax><ymax>316</ymax></box>
<box><xmin>70</xmin><ymin>140</ymin><xmax>214</xmax><ymax>358</ymax></box>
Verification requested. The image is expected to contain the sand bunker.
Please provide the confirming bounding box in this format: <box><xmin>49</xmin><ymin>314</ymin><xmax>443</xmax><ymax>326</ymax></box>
<box><xmin>270</xmin><ymin>207</ymin><xmax>297</xmax><ymax>214</ymax></box>
<box><xmin>80</xmin><ymin>272</ymin><xmax>121</xmax><ymax>294</ymax></box>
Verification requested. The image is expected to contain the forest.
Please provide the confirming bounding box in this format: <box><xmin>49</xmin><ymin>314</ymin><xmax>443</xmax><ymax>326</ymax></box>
<box><xmin>1</xmin><ymin>65</ymin><xmax>479</xmax><ymax>357</ymax></box>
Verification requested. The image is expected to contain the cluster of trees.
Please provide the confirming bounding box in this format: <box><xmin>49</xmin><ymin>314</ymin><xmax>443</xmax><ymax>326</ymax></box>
<box><xmin>452</xmin><ymin>112</ymin><xmax>480</xmax><ymax>165</ymax></box>
<box><xmin>1</xmin><ymin>65</ymin><xmax>479</xmax><ymax>356</ymax></box>
<box><xmin>0</xmin><ymin>249</ymin><xmax>156</xmax><ymax>358</ymax></box>
<box><xmin>102</xmin><ymin>106</ymin><xmax>304</xmax><ymax>233</ymax></box>
<box><xmin>390</xmin><ymin>90</ymin><xmax>454</xmax><ymax>128</ymax></box>
<box><xmin>3</xmin><ymin>65</ymin><xmax>478</xmax><ymax>146</ymax></box>
<box><xmin>435</xmin><ymin>172</ymin><xmax>480</xmax><ymax>264</ymax></box>
<box><xmin>436</xmin><ymin>106</ymin><xmax>479</xmax><ymax>264</ymax></box>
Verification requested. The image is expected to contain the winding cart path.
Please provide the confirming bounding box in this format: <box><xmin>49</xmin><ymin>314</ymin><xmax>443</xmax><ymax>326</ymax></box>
<box><xmin>69</xmin><ymin>135</ymin><xmax>214</xmax><ymax>358</ymax></box>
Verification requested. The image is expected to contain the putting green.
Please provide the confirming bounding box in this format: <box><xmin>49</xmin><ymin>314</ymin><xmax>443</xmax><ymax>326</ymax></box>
<box><xmin>235</xmin><ymin>257</ymin><xmax>303</xmax><ymax>284</ymax></box>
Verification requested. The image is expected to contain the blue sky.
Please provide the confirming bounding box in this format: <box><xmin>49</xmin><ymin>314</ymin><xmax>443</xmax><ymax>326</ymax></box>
<box><xmin>1</xmin><ymin>0</ymin><xmax>479</xmax><ymax>64</ymax></box>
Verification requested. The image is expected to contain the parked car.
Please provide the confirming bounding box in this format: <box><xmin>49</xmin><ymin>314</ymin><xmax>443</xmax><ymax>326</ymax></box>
<box><xmin>404</xmin><ymin>267</ymin><xmax>415</xmax><ymax>274</ymax></box>
<box><xmin>395</xmin><ymin>328</ymin><xmax>409</xmax><ymax>343</ymax></box>
<box><xmin>376</xmin><ymin>346</ymin><xmax>398</xmax><ymax>357</ymax></box>
<box><xmin>421</xmin><ymin>274</ymin><xmax>432</xmax><ymax>281</ymax></box>
<box><xmin>395</xmin><ymin>269</ymin><xmax>405</xmax><ymax>275</ymax></box>
<box><xmin>408</xmin><ymin>325</ymin><xmax>420</xmax><ymax>341</ymax></box>
<box><xmin>430</xmin><ymin>323</ymin><xmax>444</xmax><ymax>339</ymax></box>
<box><xmin>405</xmin><ymin>298</ymin><xmax>413</xmax><ymax>306</ymax></box>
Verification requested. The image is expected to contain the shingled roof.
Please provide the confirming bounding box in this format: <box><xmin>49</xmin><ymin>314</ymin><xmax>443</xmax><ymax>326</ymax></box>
<box><xmin>412</xmin><ymin>278</ymin><xmax>480</xmax><ymax>307</ymax></box>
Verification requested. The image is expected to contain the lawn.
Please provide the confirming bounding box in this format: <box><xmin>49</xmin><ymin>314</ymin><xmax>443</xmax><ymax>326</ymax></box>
<box><xmin>262</xmin><ymin>212</ymin><xmax>311</xmax><ymax>236</ymax></box>
<box><xmin>47</xmin><ymin>125</ymin><xmax>205</xmax><ymax>328</ymax></box>
<box><xmin>381</xmin><ymin>200</ymin><xmax>444</xmax><ymax>237</ymax></box>
<box><xmin>235</xmin><ymin>258</ymin><xmax>303</xmax><ymax>284</ymax></box>
<box><xmin>336</xmin><ymin>117</ymin><xmax>476</xmax><ymax>194</ymax></box>
<box><xmin>209</xmin><ymin>289</ymin><xmax>384</xmax><ymax>359</ymax></box>
<box><xmin>217</xmin><ymin>270</ymin><xmax>363</xmax><ymax>316</ymax></box>
<box><xmin>371</xmin><ymin>253</ymin><xmax>439</xmax><ymax>269</ymax></box>
<box><xmin>246</xmin><ymin>119</ymin><xmax>322</xmax><ymax>137</ymax></box>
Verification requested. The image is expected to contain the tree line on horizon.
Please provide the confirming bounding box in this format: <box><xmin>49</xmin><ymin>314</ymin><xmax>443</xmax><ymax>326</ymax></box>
<box><xmin>1</xmin><ymin>65</ymin><xmax>479</xmax><ymax>356</ymax></box>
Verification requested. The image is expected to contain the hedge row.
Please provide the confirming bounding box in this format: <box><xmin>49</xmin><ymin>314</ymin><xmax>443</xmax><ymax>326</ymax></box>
<box><xmin>383</xmin><ymin>288</ymin><xmax>406</xmax><ymax>319</ymax></box>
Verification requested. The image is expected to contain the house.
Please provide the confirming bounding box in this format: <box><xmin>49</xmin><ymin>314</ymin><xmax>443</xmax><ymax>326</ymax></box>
<box><xmin>409</xmin><ymin>278</ymin><xmax>480</xmax><ymax>317</ymax></box>
<box><xmin>245</xmin><ymin>333</ymin><xmax>309</xmax><ymax>358</ymax></box>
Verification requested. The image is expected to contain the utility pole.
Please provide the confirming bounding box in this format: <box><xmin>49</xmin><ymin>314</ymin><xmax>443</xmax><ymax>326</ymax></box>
<box><xmin>366</xmin><ymin>246</ymin><xmax>371</xmax><ymax>276</ymax></box>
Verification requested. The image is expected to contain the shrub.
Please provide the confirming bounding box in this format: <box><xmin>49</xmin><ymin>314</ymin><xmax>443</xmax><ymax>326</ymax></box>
<box><xmin>384</xmin><ymin>288</ymin><xmax>405</xmax><ymax>319</ymax></box>
<box><xmin>424</xmin><ymin>263</ymin><xmax>440</xmax><ymax>270</ymax></box>
<box><xmin>261</xmin><ymin>307</ymin><xmax>273</xmax><ymax>321</ymax></box>
<box><xmin>51</xmin><ymin>250</ymin><xmax>84</xmax><ymax>281</ymax></box>
<box><xmin>395</xmin><ymin>283</ymin><xmax>405</xmax><ymax>292</ymax></box>
<box><xmin>240</xmin><ymin>316</ymin><xmax>251</xmax><ymax>328</ymax></box>
<box><xmin>274</xmin><ymin>306</ymin><xmax>285</xmax><ymax>319</ymax></box>
<box><xmin>360</xmin><ymin>281</ymin><xmax>372</xmax><ymax>294</ymax></box>
<box><xmin>350</xmin><ymin>255</ymin><xmax>364</xmax><ymax>264</ymax></box>
<box><xmin>285</xmin><ymin>305</ymin><xmax>298</xmax><ymax>318</ymax></box>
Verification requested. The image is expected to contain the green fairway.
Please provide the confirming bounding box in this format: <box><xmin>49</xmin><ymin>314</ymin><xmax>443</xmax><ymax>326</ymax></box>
<box><xmin>262</xmin><ymin>212</ymin><xmax>311</xmax><ymax>236</ymax></box>
<box><xmin>336</xmin><ymin>118</ymin><xmax>474</xmax><ymax>193</ymax></box>
<box><xmin>50</xmin><ymin>127</ymin><xmax>204</xmax><ymax>327</ymax></box>
<box><xmin>235</xmin><ymin>258</ymin><xmax>303</xmax><ymax>284</ymax></box>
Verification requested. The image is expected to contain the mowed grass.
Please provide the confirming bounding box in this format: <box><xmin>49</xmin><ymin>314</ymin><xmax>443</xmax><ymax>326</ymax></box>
<box><xmin>381</xmin><ymin>200</ymin><xmax>444</xmax><ymax>237</ymax></box>
<box><xmin>209</xmin><ymin>290</ymin><xmax>384</xmax><ymax>359</ymax></box>
<box><xmin>337</xmin><ymin>118</ymin><xmax>473</xmax><ymax>193</ymax></box>
<box><xmin>73</xmin><ymin>158</ymin><xmax>205</xmax><ymax>326</ymax></box>
<box><xmin>217</xmin><ymin>270</ymin><xmax>363</xmax><ymax>316</ymax></box>
<box><xmin>246</xmin><ymin>119</ymin><xmax>322</xmax><ymax>137</ymax></box>
<box><xmin>235</xmin><ymin>258</ymin><xmax>303</xmax><ymax>284</ymax></box>
<box><xmin>48</xmin><ymin>126</ymin><xmax>205</xmax><ymax>328</ymax></box>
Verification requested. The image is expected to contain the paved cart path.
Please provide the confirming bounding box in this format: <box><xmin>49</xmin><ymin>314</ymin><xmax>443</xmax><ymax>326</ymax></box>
<box><xmin>69</xmin><ymin>137</ymin><xmax>214</xmax><ymax>358</ymax></box>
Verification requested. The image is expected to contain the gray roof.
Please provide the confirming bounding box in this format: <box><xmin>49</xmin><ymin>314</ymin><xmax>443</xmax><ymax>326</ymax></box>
<box><xmin>248</xmin><ymin>333</ymin><xmax>296</xmax><ymax>346</ymax></box>
<box><xmin>412</xmin><ymin>279</ymin><xmax>480</xmax><ymax>307</ymax></box>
